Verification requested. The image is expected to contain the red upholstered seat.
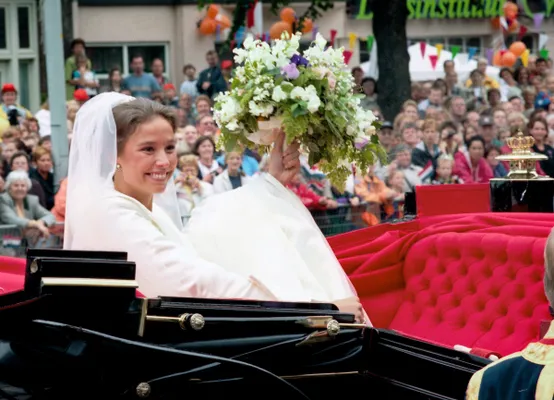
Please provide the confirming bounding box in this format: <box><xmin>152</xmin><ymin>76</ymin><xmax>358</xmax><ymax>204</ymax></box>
<box><xmin>330</xmin><ymin>213</ymin><xmax>554</xmax><ymax>356</ymax></box>
<box><xmin>0</xmin><ymin>256</ymin><xmax>25</xmax><ymax>294</ymax></box>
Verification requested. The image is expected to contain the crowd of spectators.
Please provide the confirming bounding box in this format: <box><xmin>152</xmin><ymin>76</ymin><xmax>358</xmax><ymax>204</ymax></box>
<box><xmin>2</xmin><ymin>37</ymin><xmax>554</xmax><ymax>246</ymax></box>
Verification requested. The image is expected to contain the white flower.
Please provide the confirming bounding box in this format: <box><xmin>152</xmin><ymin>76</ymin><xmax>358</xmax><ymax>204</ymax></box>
<box><xmin>272</xmin><ymin>86</ymin><xmax>288</xmax><ymax>102</ymax></box>
<box><xmin>304</xmin><ymin>85</ymin><xmax>321</xmax><ymax>113</ymax></box>
<box><xmin>226</xmin><ymin>120</ymin><xmax>240</xmax><ymax>131</ymax></box>
<box><xmin>290</xmin><ymin>86</ymin><xmax>306</xmax><ymax>100</ymax></box>
<box><xmin>314</xmin><ymin>33</ymin><xmax>327</xmax><ymax>49</ymax></box>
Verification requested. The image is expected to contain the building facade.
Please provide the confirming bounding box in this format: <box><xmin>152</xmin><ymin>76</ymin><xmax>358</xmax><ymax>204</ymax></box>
<box><xmin>0</xmin><ymin>0</ymin><xmax>40</xmax><ymax>112</ymax></box>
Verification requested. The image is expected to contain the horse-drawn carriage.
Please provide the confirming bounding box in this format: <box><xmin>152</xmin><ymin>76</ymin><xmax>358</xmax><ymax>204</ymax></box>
<box><xmin>0</xmin><ymin>248</ymin><xmax>488</xmax><ymax>399</ymax></box>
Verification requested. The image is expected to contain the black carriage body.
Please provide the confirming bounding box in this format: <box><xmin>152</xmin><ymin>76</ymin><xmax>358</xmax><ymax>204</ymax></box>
<box><xmin>0</xmin><ymin>249</ymin><xmax>489</xmax><ymax>399</ymax></box>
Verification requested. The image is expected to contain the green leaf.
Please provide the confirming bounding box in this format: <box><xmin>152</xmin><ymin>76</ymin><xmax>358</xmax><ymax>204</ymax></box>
<box><xmin>371</xmin><ymin>134</ymin><xmax>380</xmax><ymax>144</ymax></box>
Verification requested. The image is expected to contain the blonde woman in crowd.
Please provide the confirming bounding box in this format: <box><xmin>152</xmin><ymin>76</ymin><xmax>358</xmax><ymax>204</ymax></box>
<box><xmin>213</xmin><ymin>151</ymin><xmax>252</xmax><ymax>194</ymax></box>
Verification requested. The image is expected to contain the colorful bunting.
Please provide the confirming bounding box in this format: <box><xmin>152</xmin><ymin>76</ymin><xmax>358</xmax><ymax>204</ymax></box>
<box><xmin>348</xmin><ymin>32</ymin><xmax>357</xmax><ymax>50</ymax></box>
<box><xmin>330</xmin><ymin>29</ymin><xmax>337</xmax><ymax>47</ymax></box>
<box><xmin>429</xmin><ymin>55</ymin><xmax>438</xmax><ymax>70</ymax></box>
<box><xmin>420</xmin><ymin>42</ymin><xmax>426</xmax><ymax>58</ymax></box>
<box><xmin>468</xmin><ymin>47</ymin><xmax>478</xmax><ymax>60</ymax></box>
<box><xmin>521</xmin><ymin>49</ymin><xmax>529</xmax><ymax>67</ymax></box>
<box><xmin>366</xmin><ymin>35</ymin><xmax>374</xmax><ymax>53</ymax></box>
<box><xmin>451</xmin><ymin>45</ymin><xmax>461</xmax><ymax>59</ymax></box>
<box><xmin>534</xmin><ymin>13</ymin><xmax>545</xmax><ymax>30</ymax></box>
<box><xmin>540</xmin><ymin>48</ymin><xmax>549</xmax><ymax>59</ymax></box>
<box><xmin>343</xmin><ymin>50</ymin><xmax>353</xmax><ymax>65</ymax></box>
<box><xmin>435</xmin><ymin>44</ymin><xmax>443</xmax><ymax>59</ymax></box>
<box><xmin>517</xmin><ymin>25</ymin><xmax>528</xmax><ymax>40</ymax></box>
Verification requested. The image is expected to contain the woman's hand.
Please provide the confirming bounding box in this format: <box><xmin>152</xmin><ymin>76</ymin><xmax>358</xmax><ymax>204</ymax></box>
<box><xmin>333</xmin><ymin>296</ymin><xmax>364</xmax><ymax>323</ymax></box>
<box><xmin>269</xmin><ymin>129</ymin><xmax>301</xmax><ymax>186</ymax></box>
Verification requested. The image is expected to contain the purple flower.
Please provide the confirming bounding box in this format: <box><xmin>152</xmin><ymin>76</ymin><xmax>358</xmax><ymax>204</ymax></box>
<box><xmin>355</xmin><ymin>139</ymin><xmax>369</xmax><ymax>150</ymax></box>
<box><xmin>290</xmin><ymin>53</ymin><xmax>309</xmax><ymax>67</ymax></box>
<box><xmin>281</xmin><ymin>63</ymin><xmax>300</xmax><ymax>80</ymax></box>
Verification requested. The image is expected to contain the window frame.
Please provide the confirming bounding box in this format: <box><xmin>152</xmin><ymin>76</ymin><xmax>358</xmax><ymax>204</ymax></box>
<box><xmin>86</xmin><ymin>42</ymin><xmax>171</xmax><ymax>82</ymax></box>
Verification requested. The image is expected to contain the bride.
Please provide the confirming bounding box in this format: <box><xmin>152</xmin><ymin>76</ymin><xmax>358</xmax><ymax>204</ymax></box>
<box><xmin>65</xmin><ymin>92</ymin><xmax>367</xmax><ymax>323</ymax></box>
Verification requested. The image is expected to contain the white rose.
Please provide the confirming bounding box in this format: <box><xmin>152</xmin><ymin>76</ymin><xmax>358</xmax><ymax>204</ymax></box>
<box><xmin>272</xmin><ymin>86</ymin><xmax>288</xmax><ymax>102</ymax></box>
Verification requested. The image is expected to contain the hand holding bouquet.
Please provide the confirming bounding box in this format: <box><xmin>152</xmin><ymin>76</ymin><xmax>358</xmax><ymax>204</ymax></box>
<box><xmin>213</xmin><ymin>31</ymin><xmax>386</xmax><ymax>188</ymax></box>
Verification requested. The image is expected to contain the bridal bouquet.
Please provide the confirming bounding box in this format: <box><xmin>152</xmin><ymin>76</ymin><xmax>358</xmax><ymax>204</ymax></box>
<box><xmin>213</xmin><ymin>31</ymin><xmax>385</xmax><ymax>188</ymax></box>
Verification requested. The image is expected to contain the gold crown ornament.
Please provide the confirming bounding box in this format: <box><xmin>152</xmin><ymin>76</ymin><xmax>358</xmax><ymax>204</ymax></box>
<box><xmin>495</xmin><ymin>130</ymin><xmax>547</xmax><ymax>179</ymax></box>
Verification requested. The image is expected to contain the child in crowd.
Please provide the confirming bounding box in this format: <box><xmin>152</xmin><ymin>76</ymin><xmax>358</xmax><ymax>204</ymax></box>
<box><xmin>430</xmin><ymin>154</ymin><xmax>463</xmax><ymax>185</ymax></box>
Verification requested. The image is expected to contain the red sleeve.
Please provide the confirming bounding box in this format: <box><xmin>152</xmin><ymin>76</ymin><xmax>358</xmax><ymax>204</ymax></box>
<box><xmin>298</xmin><ymin>184</ymin><xmax>327</xmax><ymax>210</ymax></box>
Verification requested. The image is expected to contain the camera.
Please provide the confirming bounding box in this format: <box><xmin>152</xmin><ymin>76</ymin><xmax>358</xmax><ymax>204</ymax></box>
<box><xmin>7</xmin><ymin>107</ymin><xmax>19</xmax><ymax>126</ymax></box>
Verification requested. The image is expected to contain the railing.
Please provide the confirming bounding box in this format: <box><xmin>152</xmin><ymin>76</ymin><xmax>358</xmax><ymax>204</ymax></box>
<box><xmin>0</xmin><ymin>224</ymin><xmax>64</xmax><ymax>257</ymax></box>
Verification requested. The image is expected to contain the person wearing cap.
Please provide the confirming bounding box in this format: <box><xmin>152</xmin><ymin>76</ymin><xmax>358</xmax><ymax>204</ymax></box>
<box><xmin>377</xmin><ymin>121</ymin><xmax>394</xmax><ymax>155</ymax></box>
<box><xmin>65</xmin><ymin>38</ymin><xmax>91</xmax><ymax>101</ymax></box>
<box><xmin>73</xmin><ymin>89</ymin><xmax>90</xmax><ymax>105</ymax></box>
<box><xmin>0</xmin><ymin>84</ymin><xmax>32</xmax><ymax>131</ymax></box>
<box><xmin>477</xmin><ymin>115</ymin><xmax>502</xmax><ymax>149</ymax></box>
<box><xmin>162</xmin><ymin>83</ymin><xmax>179</xmax><ymax>107</ymax></box>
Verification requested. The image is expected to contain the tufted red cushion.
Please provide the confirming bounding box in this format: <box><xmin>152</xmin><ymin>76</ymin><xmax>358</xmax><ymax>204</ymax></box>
<box><xmin>330</xmin><ymin>213</ymin><xmax>554</xmax><ymax>356</ymax></box>
<box><xmin>388</xmin><ymin>232</ymin><xmax>550</xmax><ymax>355</ymax></box>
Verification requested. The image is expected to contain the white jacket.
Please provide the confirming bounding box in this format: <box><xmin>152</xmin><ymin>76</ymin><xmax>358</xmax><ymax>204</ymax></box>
<box><xmin>213</xmin><ymin>170</ymin><xmax>252</xmax><ymax>194</ymax></box>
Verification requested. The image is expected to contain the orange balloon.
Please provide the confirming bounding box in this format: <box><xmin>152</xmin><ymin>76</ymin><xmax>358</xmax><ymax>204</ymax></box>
<box><xmin>206</xmin><ymin>4</ymin><xmax>219</xmax><ymax>19</ymax></box>
<box><xmin>301</xmin><ymin>18</ymin><xmax>313</xmax><ymax>34</ymax></box>
<box><xmin>503</xmin><ymin>1</ymin><xmax>518</xmax><ymax>20</ymax></box>
<box><xmin>509</xmin><ymin>41</ymin><xmax>527</xmax><ymax>57</ymax></box>
<box><xmin>270</xmin><ymin>21</ymin><xmax>292</xmax><ymax>40</ymax></box>
<box><xmin>199</xmin><ymin>18</ymin><xmax>217</xmax><ymax>35</ymax></box>
<box><xmin>501</xmin><ymin>51</ymin><xmax>517</xmax><ymax>67</ymax></box>
<box><xmin>493</xmin><ymin>51</ymin><xmax>503</xmax><ymax>66</ymax></box>
<box><xmin>280</xmin><ymin>7</ymin><xmax>296</xmax><ymax>24</ymax></box>
<box><xmin>491</xmin><ymin>17</ymin><xmax>501</xmax><ymax>29</ymax></box>
<box><xmin>216</xmin><ymin>14</ymin><xmax>231</xmax><ymax>29</ymax></box>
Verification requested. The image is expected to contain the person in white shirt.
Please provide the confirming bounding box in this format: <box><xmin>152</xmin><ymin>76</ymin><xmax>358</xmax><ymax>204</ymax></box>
<box><xmin>213</xmin><ymin>151</ymin><xmax>252</xmax><ymax>194</ymax></box>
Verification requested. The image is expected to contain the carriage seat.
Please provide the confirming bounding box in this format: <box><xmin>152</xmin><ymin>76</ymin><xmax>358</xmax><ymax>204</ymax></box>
<box><xmin>331</xmin><ymin>213</ymin><xmax>554</xmax><ymax>356</ymax></box>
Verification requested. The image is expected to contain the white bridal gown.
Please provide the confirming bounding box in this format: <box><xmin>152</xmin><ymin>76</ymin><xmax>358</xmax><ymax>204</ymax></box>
<box><xmin>70</xmin><ymin>173</ymin><xmax>356</xmax><ymax>302</ymax></box>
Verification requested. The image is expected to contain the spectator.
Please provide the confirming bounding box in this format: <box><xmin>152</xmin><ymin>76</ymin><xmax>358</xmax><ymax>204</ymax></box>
<box><xmin>9</xmin><ymin>151</ymin><xmax>46</xmax><ymax>208</ymax></box>
<box><xmin>196</xmin><ymin>113</ymin><xmax>218</xmax><ymax>137</ymax></box>
<box><xmin>360</xmin><ymin>77</ymin><xmax>378</xmax><ymax>109</ymax></box>
<box><xmin>453</xmin><ymin>135</ymin><xmax>493</xmax><ymax>183</ymax></box>
<box><xmin>29</xmin><ymin>146</ymin><xmax>54</xmax><ymax>210</ymax></box>
<box><xmin>71</xmin><ymin>54</ymin><xmax>99</xmax><ymax>98</ymax></box>
<box><xmin>193</xmin><ymin>135</ymin><xmax>222</xmax><ymax>183</ymax></box>
<box><xmin>64</xmin><ymin>38</ymin><xmax>91</xmax><ymax>100</ymax></box>
<box><xmin>101</xmin><ymin>68</ymin><xmax>123</xmax><ymax>93</ymax></box>
<box><xmin>528</xmin><ymin>116</ymin><xmax>554</xmax><ymax>177</ymax></box>
<box><xmin>175</xmin><ymin>154</ymin><xmax>214</xmax><ymax>222</ymax></box>
<box><xmin>430</xmin><ymin>154</ymin><xmax>463</xmax><ymax>184</ymax></box>
<box><xmin>221</xmin><ymin>60</ymin><xmax>233</xmax><ymax>89</ymax></box>
<box><xmin>412</xmin><ymin>118</ymin><xmax>442</xmax><ymax>181</ymax></box>
<box><xmin>162</xmin><ymin>84</ymin><xmax>179</xmax><ymax>107</ymax></box>
<box><xmin>122</xmin><ymin>55</ymin><xmax>161</xmax><ymax>98</ymax></box>
<box><xmin>151</xmin><ymin>58</ymin><xmax>168</xmax><ymax>87</ymax></box>
<box><xmin>180</xmin><ymin>64</ymin><xmax>199</xmax><ymax>100</ymax></box>
<box><xmin>0</xmin><ymin>170</ymin><xmax>54</xmax><ymax>238</ymax></box>
<box><xmin>0</xmin><ymin>84</ymin><xmax>32</xmax><ymax>131</ymax></box>
<box><xmin>213</xmin><ymin>151</ymin><xmax>252</xmax><ymax>193</ymax></box>
<box><xmin>196</xmin><ymin>50</ymin><xmax>227</xmax><ymax>99</ymax></box>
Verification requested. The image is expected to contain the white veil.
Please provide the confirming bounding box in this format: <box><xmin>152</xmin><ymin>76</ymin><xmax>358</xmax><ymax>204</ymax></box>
<box><xmin>64</xmin><ymin>92</ymin><xmax>183</xmax><ymax>249</ymax></box>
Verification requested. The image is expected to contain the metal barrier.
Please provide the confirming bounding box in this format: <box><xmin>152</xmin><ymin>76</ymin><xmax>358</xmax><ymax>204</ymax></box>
<box><xmin>0</xmin><ymin>223</ymin><xmax>64</xmax><ymax>258</ymax></box>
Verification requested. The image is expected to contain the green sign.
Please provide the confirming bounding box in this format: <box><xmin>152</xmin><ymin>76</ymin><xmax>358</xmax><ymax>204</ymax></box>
<box><xmin>352</xmin><ymin>0</ymin><xmax>552</xmax><ymax>20</ymax></box>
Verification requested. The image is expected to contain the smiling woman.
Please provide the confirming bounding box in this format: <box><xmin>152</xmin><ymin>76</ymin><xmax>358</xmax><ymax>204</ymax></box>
<box><xmin>64</xmin><ymin>93</ymin><xmax>368</xmax><ymax>324</ymax></box>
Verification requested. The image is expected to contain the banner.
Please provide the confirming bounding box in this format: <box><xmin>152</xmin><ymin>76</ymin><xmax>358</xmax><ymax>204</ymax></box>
<box><xmin>348</xmin><ymin>0</ymin><xmax>553</xmax><ymax>20</ymax></box>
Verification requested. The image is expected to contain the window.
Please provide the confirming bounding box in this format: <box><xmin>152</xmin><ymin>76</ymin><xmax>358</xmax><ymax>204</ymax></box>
<box><xmin>358</xmin><ymin>38</ymin><xmax>370</xmax><ymax>64</ymax></box>
<box><xmin>18</xmin><ymin>60</ymin><xmax>31</xmax><ymax>109</ymax></box>
<box><xmin>86</xmin><ymin>43</ymin><xmax>169</xmax><ymax>81</ymax></box>
<box><xmin>0</xmin><ymin>7</ymin><xmax>6</xmax><ymax>49</ymax></box>
<box><xmin>17</xmin><ymin>7</ymin><xmax>30</xmax><ymax>49</ymax></box>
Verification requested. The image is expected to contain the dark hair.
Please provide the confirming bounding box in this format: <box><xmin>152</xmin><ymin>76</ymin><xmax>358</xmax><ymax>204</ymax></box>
<box><xmin>109</xmin><ymin>68</ymin><xmax>120</xmax><ymax>79</ymax></box>
<box><xmin>537</xmin><ymin>57</ymin><xmax>548</xmax><ymax>64</ymax></box>
<box><xmin>466</xmin><ymin>134</ymin><xmax>486</xmax><ymax>149</ymax></box>
<box><xmin>485</xmin><ymin>146</ymin><xmax>502</xmax><ymax>158</ymax></box>
<box><xmin>70</xmin><ymin>38</ymin><xmax>86</xmax><ymax>50</ymax></box>
<box><xmin>183</xmin><ymin>64</ymin><xmax>196</xmax><ymax>74</ymax></box>
<box><xmin>130</xmin><ymin>54</ymin><xmax>143</xmax><ymax>63</ymax></box>
<box><xmin>361</xmin><ymin>77</ymin><xmax>378</xmax><ymax>93</ymax></box>
<box><xmin>499</xmin><ymin>67</ymin><xmax>514</xmax><ymax>79</ymax></box>
<box><xmin>439</xmin><ymin>121</ymin><xmax>457</xmax><ymax>133</ymax></box>
<box><xmin>193</xmin><ymin>135</ymin><xmax>216</xmax><ymax>156</ymax></box>
<box><xmin>9</xmin><ymin>151</ymin><xmax>29</xmax><ymax>167</ymax></box>
<box><xmin>527</xmin><ymin>116</ymin><xmax>548</xmax><ymax>132</ymax></box>
<box><xmin>112</xmin><ymin>98</ymin><xmax>177</xmax><ymax>154</ymax></box>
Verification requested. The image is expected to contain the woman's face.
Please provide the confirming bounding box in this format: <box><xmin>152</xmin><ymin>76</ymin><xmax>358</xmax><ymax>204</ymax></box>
<box><xmin>116</xmin><ymin>116</ymin><xmax>177</xmax><ymax>197</ymax></box>
<box><xmin>111</xmin><ymin>70</ymin><xmax>122</xmax><ymax>84</ymax></box>
<box><xmin>37</xmin><ymin>154</ymin><xmax>52</xmax><ymax>173</ymax></box>
<box><xmin>530</xmin><ymin>121</ymin><xmax>548</xmax><ymax>141</ymax></box>
<box><xmin>518</xmin><ymin>68</ymin><xmax>529</xmax><ymax>83</ymax></box>
<box><xmin>183</xmin><ymin>126</ymin><xmax>198</xmax><ymax>146</ymax></box>
<box><xmin>362</xmin><ymin>80</ymin><xmax>375</xmax><ymax>96</ymax></box>
<box><xmin>487</xmin><ymin>149</ymin><xmax>500</xmax><ymax>167</ymax></box>
<box><xmin>9</xmin><ymin>180</ymin><xmax>28</xmax><ymax>201</ymax></box>
<box><xmin>404</xmin><ymin>105</ymin><xmax>418</xmax><ymax>120</ymax></box>
<box><xmin>464</xmin><ymin>126</ymin><xmax>477</xmax><ymax>142</ymax></box>
<box><xmin>197</xmin><ymin>139</ymin><xmax>214</xmax><ymax>159</ymax></box>
<box><xmin>469</xmin><ymin>140</ymin><xmax>484</xmax><ymax>162</ymax></box>
<box><xmin>2</xmin><ymin>143</ymin><xmax>16</xmax><ymax>161</ymax></box>
<box><xmin>11</xmin><ymin>155</ymin><xmax>29</xmax><ymax>172</ymax></box>
<box><xmin>226</xmin><ymin>152</ymin><xmax>242</xmax><ymax>172</ymax></box>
